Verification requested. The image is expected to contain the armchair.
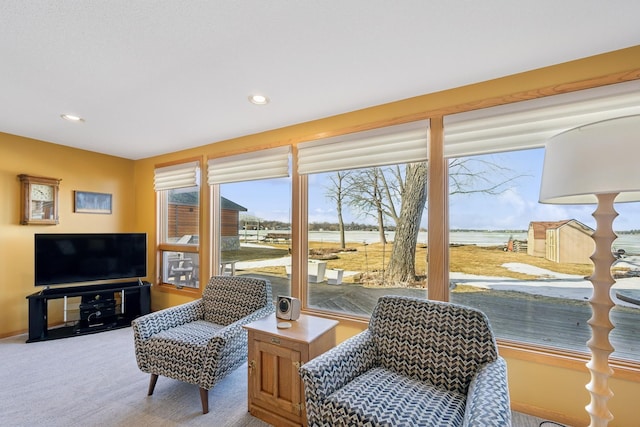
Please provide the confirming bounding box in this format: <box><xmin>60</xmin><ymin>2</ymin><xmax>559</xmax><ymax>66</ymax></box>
<box><xmin>132</xmin><ymin>276</ymin><xmax>274</xmax><ymax>414</ymax></box>
<box><xmin>299</xmin><ymin>295</ymin><xmax>511</xmax><ymax>426</ymax></box>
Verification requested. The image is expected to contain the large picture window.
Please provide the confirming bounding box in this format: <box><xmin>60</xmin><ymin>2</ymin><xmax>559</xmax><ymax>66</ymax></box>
<box><xmin>217</xmin><ymin>179</ymin><xmax>292</xmax><ymax>298</ymax></box>
<box><xmin>448</xmin><ymin>149</ymin><xmax>640</xmax><ymax>362</ymax></box>
<box><xmin>443</xmin><ymin>81</ymin><xmax>640</xmax><ymax>362</ymax></box>
<box><xmin>298</xmin><ymin>121</ymin><xmax>430</xmax><ymax>317</ymax></box>
<box><xmin>208</xmin><ymin>147</ymin><xmax>291</xmax><ymax>300</ymax></box>
<box><xmin>305</xmin><ymin>165</ymin><xmax>428</xmax><ymax>316</ymax></box>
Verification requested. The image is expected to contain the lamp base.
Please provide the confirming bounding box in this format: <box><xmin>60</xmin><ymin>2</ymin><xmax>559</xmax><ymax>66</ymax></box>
<box><xmin>585</xmin><ymin>193</ymin><xmax>618</xmax><ymax>427</ymax></box>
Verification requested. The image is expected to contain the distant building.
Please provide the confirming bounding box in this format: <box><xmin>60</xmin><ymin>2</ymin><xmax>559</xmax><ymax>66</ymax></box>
<box><xmin>527</xmin><ymin>220</ymin><xmax>594</xmax><ymax>264</ymax></box>
<box><xmin>169</xmin><ymin>193</ymin><xmax>247</xmax><ymax>249</ymax></box>
<box><xmin>220</xmin><ymin>197</ymin><xmax>248</xmax><ymax>250</ymax></box>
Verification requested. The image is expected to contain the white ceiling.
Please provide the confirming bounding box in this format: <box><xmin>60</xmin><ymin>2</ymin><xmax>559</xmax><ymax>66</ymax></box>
<box><xmin>1</xmin><ymin>1</ymin><xmax>639</xmax><ymax>160</ymax></box>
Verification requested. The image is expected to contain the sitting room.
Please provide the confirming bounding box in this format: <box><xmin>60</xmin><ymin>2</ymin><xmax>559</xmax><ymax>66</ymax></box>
<box><xmin>1</xmin><ymin>2</ymin><xmax>640</xmax><ymax>426</ymax></box>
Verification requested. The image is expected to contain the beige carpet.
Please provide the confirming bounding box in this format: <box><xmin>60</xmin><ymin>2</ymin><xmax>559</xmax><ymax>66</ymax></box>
<box><xmin>0</xmin><ymin>326</ymin><xmax>552</xmax><ymax>426</ymax></box>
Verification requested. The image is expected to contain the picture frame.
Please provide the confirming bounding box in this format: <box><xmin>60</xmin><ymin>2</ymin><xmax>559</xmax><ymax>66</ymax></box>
<box><xmin>74</xmin><ymin>191</ymin><xmax>112</xmax><ymax>214</ymax></box>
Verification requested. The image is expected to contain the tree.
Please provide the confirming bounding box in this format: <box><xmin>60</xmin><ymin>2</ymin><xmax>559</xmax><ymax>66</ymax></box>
<box><xmin>385</xmin><ymin>162</ymin><xmax>428</xmax><ymax>284</ymax></box>
<box><xmin>344</xmin><ymin>166</ymin><xmax>414</xmax><ymax>245</ymax></box>
<box><xmin>384</xmin><ymin>157</ymin><xmax>523</xmax><ymax>285</ymax></box>
<box><xmin>448</xmin><ymin>157</ymin><xmax>522</xmax><ymax>196</ymax></box>
<box><xmin>325</xmin><ymin>156</ymin><xmax>522</xmax><ymax>287</ymax></box>
<box><xmin>324</xmin><ymin>171</ymin><xmax>352</xmax><ymax>249</ymax></box>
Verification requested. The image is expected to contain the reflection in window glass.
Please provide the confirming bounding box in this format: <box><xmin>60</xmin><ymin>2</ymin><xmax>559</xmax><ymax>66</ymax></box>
<box><xmin>448</xmin><ymin>148</ymin><xmax>640</xmax><ymax>362</ymax></box>
<box><xmin>307</xmin><ymin>164</ymin><xmax>428</xmax><ymax>317</ymax></box>
<box><xmin>161</xmin><ymin>250</ymin><xmax>199</xmax><ymax>289</ymax></box>
<box><xmin>219</xmin><ymin>177</ymin><xmax>292</xmax><ymax>299</ymax></box>
<box><xmin>161</xmin><ymin>188</ymin><xmax>199</xmax><ymax>244</ymax></box>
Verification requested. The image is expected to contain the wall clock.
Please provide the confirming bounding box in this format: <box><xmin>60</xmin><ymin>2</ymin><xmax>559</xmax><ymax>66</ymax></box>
<box><xmin>18</xmin><ymin>174</ymin><xmax>61</xmax><ymax>225</ymax></box>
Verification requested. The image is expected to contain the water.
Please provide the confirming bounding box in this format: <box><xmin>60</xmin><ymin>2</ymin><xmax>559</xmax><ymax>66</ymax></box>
<box><xmin>612</xmin><ymin>234</ymin><xmax>640</xmax><ymax>255</ymax></box>
<box><xmin>244</xmin><ymin>229</ymin><xmax>640</xmax><ymax>254</ymax></box>
<box><xmin>308</xmin><ymin>230</ymin><xmax>528</xmax><ymax>247</ymax></box>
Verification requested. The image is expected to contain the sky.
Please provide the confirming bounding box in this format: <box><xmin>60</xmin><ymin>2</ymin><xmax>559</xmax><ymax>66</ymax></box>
<box><xmin>221</xmin><ymin>148</ymin><xmax>640</xmax><ymax>232</ymax></box>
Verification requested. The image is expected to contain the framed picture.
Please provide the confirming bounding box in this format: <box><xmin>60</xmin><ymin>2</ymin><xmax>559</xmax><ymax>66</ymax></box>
<box><xmin>74</xmin><ymin>191</ymin><xmax>112</xmax><ymax>214</ymax></box>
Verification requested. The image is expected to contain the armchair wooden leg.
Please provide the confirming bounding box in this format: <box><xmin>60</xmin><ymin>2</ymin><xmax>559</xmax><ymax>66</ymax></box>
<box><xmin>148</xmin><ymin>374</ymin><xmax>159</xmax><ymax>396</ymax></box>
<box><xmin>199</xmin><ymin>387</ymin><xmax>209</xmax><ymax>414</ymax></box>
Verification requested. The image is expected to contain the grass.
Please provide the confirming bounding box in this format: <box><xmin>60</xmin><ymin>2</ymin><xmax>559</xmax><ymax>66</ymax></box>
<box><xmin>449</xmin><ymin>244</ymin><xmax>594</xmax><ymax>279</ymax></box>
<box><xmin>223</xmin><ymin>240</ymin><xmax>599</xmax><ymax>284</ymax></box>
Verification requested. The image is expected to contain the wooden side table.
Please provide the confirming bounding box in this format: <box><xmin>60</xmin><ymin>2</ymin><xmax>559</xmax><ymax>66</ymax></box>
<box><xmin>244</xmin><ymin>313</ymin><xmax>338</xmax><ymax>426</ymax></box>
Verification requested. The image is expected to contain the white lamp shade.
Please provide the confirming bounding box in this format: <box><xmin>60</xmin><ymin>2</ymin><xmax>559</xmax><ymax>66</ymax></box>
<box><xmin>539</xmin><ymin>115</ymin><xmax>640</xmax><ymax>204</ymax></box>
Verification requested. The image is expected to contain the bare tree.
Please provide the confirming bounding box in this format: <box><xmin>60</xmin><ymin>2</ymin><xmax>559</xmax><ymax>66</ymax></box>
<box><xmin>385</xmin><ymin>162</ymin><xmax>428</xmax><ymax>284</ymax></box>
<box><xmin>324</xmin><ymin>157</ymin><xmax>522</xmax><ymax>286</ymax></box>
<box><xmin>324</xmin><ymin>171</ymin><xmax>352</xmax><ymax>249</ymax></box>
<box><xmin>344</xmin><ymin>168</ymin><xmax>389</xmax><ymax>244</ymax></box>
<box><xmin>378</xmin><ymin>165</ymin><xmax>402</xmax><ymax>222</ymax></box>
<box><xmin>384</xmin><ymin>157</ymin><xmax>524</xmax><ymax>285</ymax></box>
<box><xmin>448</xmin><ymin>157</ymin><xmax>523</xmax><ymax>196</ymax></box>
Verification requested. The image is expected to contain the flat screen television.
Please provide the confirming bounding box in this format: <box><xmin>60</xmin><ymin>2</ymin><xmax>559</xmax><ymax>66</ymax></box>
<box><xmin>35</xmin><ymin>233</ymin><xmax>147</xmax><ymax>286</ymax></box>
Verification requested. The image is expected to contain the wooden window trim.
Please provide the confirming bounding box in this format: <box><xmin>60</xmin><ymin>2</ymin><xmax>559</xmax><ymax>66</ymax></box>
<box><xmin>154</xmin><ymin>156</ymin><xmax>204</xmax><ymax>294</ymax></box>
<box><xmin>293</xmin><ymin>65</ymin><xmax>640</xmax><ymax>371</ymax></box>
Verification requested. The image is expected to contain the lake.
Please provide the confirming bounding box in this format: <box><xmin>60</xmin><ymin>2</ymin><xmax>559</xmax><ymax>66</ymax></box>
<box><xmin>307</xmin><ymin>230</ymin><xmax>527</xmax><ymax>247</ymax></box>
<box><xmin>244</xmin><ymin>229</ymin><xmax>640</xmax><ymax>254</ymax></box>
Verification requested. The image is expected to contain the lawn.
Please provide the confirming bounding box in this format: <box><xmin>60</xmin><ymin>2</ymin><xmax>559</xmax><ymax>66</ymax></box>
<box><xmin>223</xmin><ymin>240</ymin><xmax>597</xmax><ymax>284</ymax></box>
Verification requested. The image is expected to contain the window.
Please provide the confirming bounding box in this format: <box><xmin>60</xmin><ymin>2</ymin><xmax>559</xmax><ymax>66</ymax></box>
<box><xmin>443</xmin><ymin>81</ymin><xmax>640</xmax><ymax>362</ymax></box>
<box><xmin>298</xmin><ymin>121</ymin><xmax>429</xmax><ymax>317</ymax></box>
<box><xmin>447</xmin><ymin>149</ymin><xmax>640</xmax><ymax>362</ymax></box>
<box><xmin>217</xmin><ymin>179</ymin><xmax>292</xmax><ymax>297</ymax></box>
<box><xmin>155</xmin><ymin>161</ymin><xmax>201</xmax><ymax>289</ymax></box>
<box><xmin>208</xmin><ymin>147</ymin><xmax>291</xmax><ymax>300</ymax></box>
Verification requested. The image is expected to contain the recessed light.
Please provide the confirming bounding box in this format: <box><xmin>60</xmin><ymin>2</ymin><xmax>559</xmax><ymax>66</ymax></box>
<box><xmin>61</xmin><ymin>114</ymin><xmax>85</xmax><ymax>123</ymax></box>
<box><xmin>248</xmin><ymin>94</ymin><xmax>269</xmax><ymax>105</ymax></box>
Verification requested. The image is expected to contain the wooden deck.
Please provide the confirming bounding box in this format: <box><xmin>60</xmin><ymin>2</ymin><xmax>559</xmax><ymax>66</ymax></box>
<box><xmin>249</xmin><ymin>273</ymin><xmax>640</xmax><ymax>361</ymax></box>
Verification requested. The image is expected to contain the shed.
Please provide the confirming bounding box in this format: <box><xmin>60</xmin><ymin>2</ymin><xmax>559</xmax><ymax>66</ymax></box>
<box><xmin>220</xmin><ymin>197</ymin><xmax>248</xmax><ymax>250</ymax></box>
<box><xmin>527</xmin><ymin>221</ymin><xmax>568</xmax><ymax>258</ymax></box>
<box><xmin>169</xmin><ymin>193</ymin><xmax>247</xmax><ymax>249</ymax></box>
<box><xmin>527</xmin><ymin>220</ymin><xmax>594</xmax><ymax>264</ymax></box>
<box><xmin>168</xmin><ymin>191</ymin><xmax>199</xmax><ymax>241</ymax></box>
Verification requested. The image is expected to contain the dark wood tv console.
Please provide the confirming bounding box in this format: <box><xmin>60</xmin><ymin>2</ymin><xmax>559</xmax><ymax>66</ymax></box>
<box><xmin>26</xmin><ymin>281</ymin><xmax>151</xmax><ymax>343</ymax></box>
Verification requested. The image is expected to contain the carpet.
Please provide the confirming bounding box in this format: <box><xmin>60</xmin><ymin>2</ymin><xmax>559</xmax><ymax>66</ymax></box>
<box><xmin>0</xmin><ymin>327</ymin><xmax>268</xmax><ymax>427</ymax></box>
<box><xmin>0</xmin><ymin>326</ymin><xmax>552</xmax><ymax>427</ymax></box>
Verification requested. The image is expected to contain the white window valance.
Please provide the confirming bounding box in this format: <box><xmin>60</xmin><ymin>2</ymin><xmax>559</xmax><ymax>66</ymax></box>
<box><xmin>297</xmin><ymin>120</ymin><xmax>429</xmax><ymax>175</ymax></box>
<box><xmin>444</xmin><ymin>79</ymin><xmax>640</xmax><ymax>158</ymax></box>
<box><xmin>207</xmin><ymin>146</ymin><xmax>291</xmax><ymax>185</ymax></box>
<box><xmin>154</xmin><ymin>161</ymin><xmax>200</xmax><ymax>191</ymax></box>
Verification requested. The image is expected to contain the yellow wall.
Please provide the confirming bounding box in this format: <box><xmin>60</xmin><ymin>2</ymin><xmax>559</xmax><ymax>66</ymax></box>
<box><xmin>507</xmin><ymin>356</ymin><xmax>639</xmax><ymax>426</ymax></box>
<box><xmin>0</xmin><ymin>132</ymin><xmax>139</xmax><ymax>336</ymax></box>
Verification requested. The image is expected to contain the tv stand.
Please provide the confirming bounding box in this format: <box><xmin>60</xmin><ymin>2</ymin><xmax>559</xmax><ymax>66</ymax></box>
<box><xmin>26</xmin><ymin>281</ymin><xmax>151</xmax><ymax>343</ymax></box>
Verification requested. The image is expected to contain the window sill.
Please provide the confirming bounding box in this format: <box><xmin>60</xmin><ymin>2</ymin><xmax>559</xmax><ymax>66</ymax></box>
<box><xmin>301</xmin><ymin>309</ymin><xmax>640</xmax><ymax>382</ymax></box>
<box><xmin>300</xmin><ymin>304</ymin><xmax>640</xmax><ymax>383</ymax></box>
<box><xmin>156</xmin><ymin>282</ymin><xmax>201</xmax><ymax>296</ymax></box>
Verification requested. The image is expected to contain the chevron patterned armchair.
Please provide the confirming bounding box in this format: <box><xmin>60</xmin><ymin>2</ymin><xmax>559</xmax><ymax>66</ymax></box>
<box><xmin>132</xmin><ymin>276</ymin><xmax>274</xmax><ymax>414</ymax></box>
<box><xmin>299</xmin><ymin>295</ymin><xmax>511</xmax><ymax>426</ymax></box>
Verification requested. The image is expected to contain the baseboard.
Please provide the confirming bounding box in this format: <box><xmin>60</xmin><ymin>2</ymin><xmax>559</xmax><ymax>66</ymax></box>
<box><xmin>512</xmin><ymin>401</ymin><xmax>584</xmax><ymax>426</ymax></box>
<box><xmin>0</xmin><ymin>328</ymin><xmax>28</xmax><ymax>339</ymax></box>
